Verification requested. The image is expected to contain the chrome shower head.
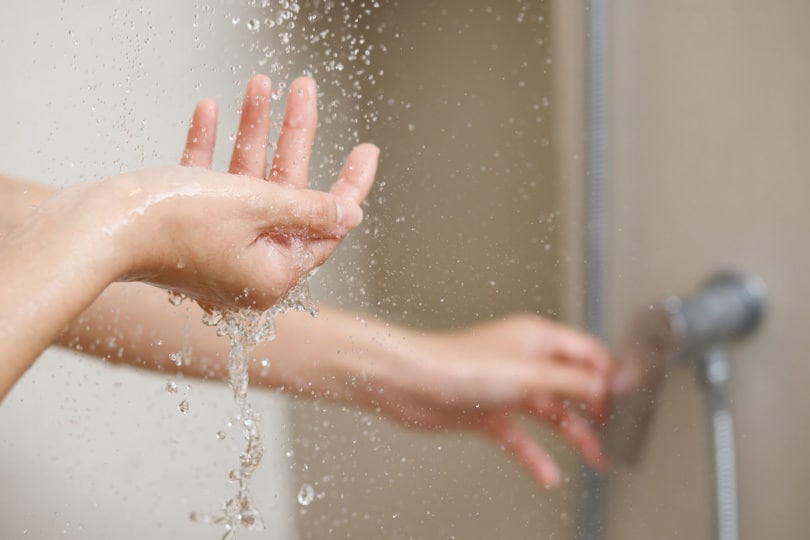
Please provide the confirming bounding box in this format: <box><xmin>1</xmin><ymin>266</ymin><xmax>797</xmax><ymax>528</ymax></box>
<box><xmin>665</xmin><ymin>272</ymin><xmax>765</xmax><ymax>359</ymax></box>
<box><xmin>604</xmin><ymin>272</ymin><xmax>765</xmax><ymax>465</ymax></box>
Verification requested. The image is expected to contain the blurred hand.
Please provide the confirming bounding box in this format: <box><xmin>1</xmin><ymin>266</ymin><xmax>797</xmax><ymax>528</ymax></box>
<box><xmin>377</xmin><ymin>314</ymin><xmax>612</xmax><ymax>487</ymax></box>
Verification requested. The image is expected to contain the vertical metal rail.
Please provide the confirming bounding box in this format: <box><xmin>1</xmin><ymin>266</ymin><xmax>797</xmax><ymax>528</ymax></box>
<box><xmin>579</xmin><ymin>0</ymin><xmax>610</xmax><ymax>539</ymax></box>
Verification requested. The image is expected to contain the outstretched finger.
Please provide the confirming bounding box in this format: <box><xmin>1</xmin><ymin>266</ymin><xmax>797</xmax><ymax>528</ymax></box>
<box><xmin>180</xmin><ymin>99</ymin><xmax>218</xmax><ymax>167</ymax></box>
<box><xmin>330</xmin><ymin>143</ymin><xmax>379</xmax><ymax>205</ymax></box>
<box><xmin>269</xmin><ymin>77</ymin><xmax>318</xmax><ymax>188</ymax></box>
<box><xmin>527</xmin><ymin>397</ymin><xmax>607</xmax><ymax>471</ymax></box>
<box><xmin>230</xmin><ymin>74</ymin><xmax>272</xmax><ymax>177</ymax></box>
<box><xmin>481</xmin><ymin>416</ymin><xmax>561</xmax><ymax>488</ymax></box>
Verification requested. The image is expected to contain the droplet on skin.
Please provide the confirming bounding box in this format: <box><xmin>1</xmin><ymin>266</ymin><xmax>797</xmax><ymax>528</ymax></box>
<box><xmin>166</xmin><ymin>379</ymin><xmax>178</xmax><ymax>393</ymax></box>
<box><xmin>169</xmin><ymin>352</ymin><xmax>183</xmax><ymax>367</ymax></box>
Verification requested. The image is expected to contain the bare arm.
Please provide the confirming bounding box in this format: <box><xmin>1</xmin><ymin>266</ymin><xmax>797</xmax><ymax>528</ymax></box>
<box><xmin>0</xmin><ymin>161</ymin><xmax>371</xmax><ymax>400</ymax></box>
<box><xmin>0</xmin><ymin>174</ymin><xmax>52</xmax><ymax>235</ymax></box>
<box><xmin>0</xmin><ymin>178</ymin><xmax>124</xmax><ymax>397</ymax></box>
<box><xmin>3</xmin><ymin>75</ymin><xmax>611</xmax><ymax>488</ymax></box>
<box><xmin>58</xmin><ymin>279</ymin><xmax>610</xmax><ymax>488</ymax></box>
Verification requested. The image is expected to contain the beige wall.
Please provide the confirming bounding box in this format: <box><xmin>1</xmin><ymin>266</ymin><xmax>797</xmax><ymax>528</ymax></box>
<box><xmin>291</xmin><ymin>2</ymin><xmax>583</xmax><ymax>539</ymax></box>
<box><xmin>603</xmin><ymin>2</ymin><xmax>810</xmax><ymax>539</ymax></box>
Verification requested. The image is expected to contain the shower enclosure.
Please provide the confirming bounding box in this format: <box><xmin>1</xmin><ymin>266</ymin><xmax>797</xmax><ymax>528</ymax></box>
<box><xmin>1</xmin><ymin>1</ymin><xmax>808</xmax><ymax>539</ymax></box>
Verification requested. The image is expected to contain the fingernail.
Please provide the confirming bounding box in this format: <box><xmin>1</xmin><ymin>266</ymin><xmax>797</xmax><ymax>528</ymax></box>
<box><xmin>337</xmin><ymin>198</ymin><xmax>363</xmax><ymax>230</ymax></box>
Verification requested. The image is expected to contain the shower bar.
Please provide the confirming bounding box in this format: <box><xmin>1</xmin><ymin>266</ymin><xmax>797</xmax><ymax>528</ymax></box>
<box><xmin>579</xmin><ymin>0</ymin><xmax>610</xmax><ymax>536</ymax></box>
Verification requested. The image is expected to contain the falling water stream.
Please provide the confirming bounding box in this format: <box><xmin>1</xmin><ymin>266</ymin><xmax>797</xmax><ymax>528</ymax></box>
<box><xmin>170</xmin><ymin>0</ymin><xmax>384</xmax><ymax>534</ymax></box>
<box><xmin>182</xmin><ymin>278</ymin><xmax>317</xmax><ymax>539</ymax></box>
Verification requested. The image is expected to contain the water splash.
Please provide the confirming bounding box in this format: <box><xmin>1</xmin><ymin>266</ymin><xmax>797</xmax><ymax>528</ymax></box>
<box><xmin>190</xmin><ymin>275</ymin><xmax>318</xmax><ymax>539</ymax></box>
<box><xmin>183</xmin><ymin>0</ymin><xmax>381</xmax><ymax>535</ymax></box>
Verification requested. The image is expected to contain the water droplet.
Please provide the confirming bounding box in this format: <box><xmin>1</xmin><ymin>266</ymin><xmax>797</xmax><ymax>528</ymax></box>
<box><xmin>166</xmin><ymin>379</ymin><xmax>178</xmax><ymax>393</ymax></box>
<box><xmin>169</xmin><ymin>351</ymin><xmax>184</xmax><ymax>367</ymax></box>
<box><xmin>216</xmin><ymin>430</ymin><xmax>227</xmax><ymax>440</ymax></box>
<box><xmin>247</xmin><ymin>18</ymin><xmax>260</xmax><ymax>31</ymax></box>
<box><xmin>297</xmin><ymin>484</ymin><xmax>315</xmax><ymax>506</ymax></box>
<box><xmin>178</xmin><ymin>400</ymin><xmax>190</xmax><ymax>413</ymax></box>
<box><xmin>231</xmin><ymin>16</ymin><xmax>240</xmax><ymax>25</ymax></box>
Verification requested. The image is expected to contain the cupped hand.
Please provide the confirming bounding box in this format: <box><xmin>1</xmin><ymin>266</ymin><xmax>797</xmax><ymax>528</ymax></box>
<box><xmin>114</xmin><ymin>166</ymin><xmax>366</xmax><ymax>310</ymax></box>
<box><xmin>32</xmin><ymin>164</ymin><xmax>362</xmax><ymax>312</ymax></box>
<box><xmin>180</xmin><ymin>74</ymin><xmax>378</xmax><ymax>228</ymax></box>
<box><xmin>380</xmin><ymin>314</ymin><xmax>613</xmax><ymax>487</ymax></box>
<box><xmin>174</xmin><ymin>75</ymin><xmax>377</xmax><ymax>310</ymax></box>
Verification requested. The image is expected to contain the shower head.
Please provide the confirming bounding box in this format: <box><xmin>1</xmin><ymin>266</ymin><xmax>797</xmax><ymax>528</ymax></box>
<box><xmin>603</xmin><ymin>272</ymin><xmax>765</xmax><ymax>466</ymax></box>
<box><xmin>665</xmin><ymin>272</ymin><xmax>765</xmax><ymax>358</ymax></box>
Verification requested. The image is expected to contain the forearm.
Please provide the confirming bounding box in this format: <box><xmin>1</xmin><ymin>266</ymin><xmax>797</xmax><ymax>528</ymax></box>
<box><xmin>0</xmin><ymin>173</ymin><xmax>403</xmax><ymax>407</ymax></box>
<box><xmin>0</xmin><ymin>174</ymin><xmax>52</xmax><ymax>236</ymax></box>
<box><xmin>267</xmin><ymin>305</ymin><xmax>426</xmax><ymax>406</ymax></box>
<box><xmin>0</xmin><ymin>190</ymin><xmax>122</xmax><ymax>399</ymax></box>
<box><xmin>59</xmin><ymin>281</ymin><xmax>425</xmax><ymax>410</ymax></box>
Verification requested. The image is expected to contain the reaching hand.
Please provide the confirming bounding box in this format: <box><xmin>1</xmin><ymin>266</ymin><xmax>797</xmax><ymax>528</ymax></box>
<box><xmin>372</xmin><ymin>314</ymin><xmax>612</xmax><ymax>487</ymax></box>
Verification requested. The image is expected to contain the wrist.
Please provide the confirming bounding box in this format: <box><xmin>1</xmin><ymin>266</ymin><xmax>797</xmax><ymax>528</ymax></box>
<box><xmin>0</xmin><ymin>181</ymin><xmax>134</xmax><ymax>397</ymax></box>
<box><xmin>68</xmin><ymin>168</ymin><xmax>177</xmax><ymax>283</ymax></box>
<box><xmin>23</xmin><ymin>178</ymin><xmax>135</xmax><ymax>285</ymax></box>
